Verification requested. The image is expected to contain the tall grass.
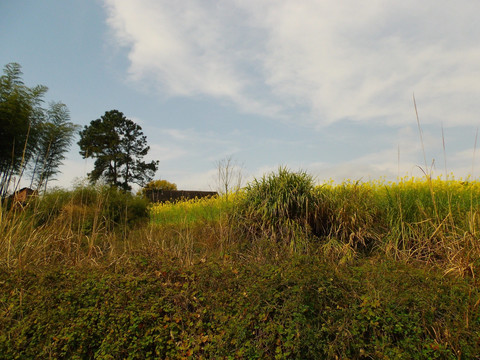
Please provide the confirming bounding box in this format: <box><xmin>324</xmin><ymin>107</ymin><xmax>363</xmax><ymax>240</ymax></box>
<box><xmin>145</xmin><ymin>168</ymin><xmax>480</xmax><ymax>277</ymax></box>
<box><xmin>379</xmin><ymin>177</ymin><xmax>480</xmax><ymax>275</ymax></box>
<box><xmin>316</xmin><ymin>176</ymin><xmax>480</xmax><ymax>276</ymax></box>
<box><xmin>1</xmin><ymin>170</ymin><xmax>480</xmax><ymax>277</ymax></box>
<box><xmin>0</xmin><ymin>185</ymin><xmax>150</xmax><ymax>269</ymax></box>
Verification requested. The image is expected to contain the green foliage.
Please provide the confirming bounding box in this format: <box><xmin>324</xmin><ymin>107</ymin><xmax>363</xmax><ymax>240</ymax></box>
<box><xmin>30</xmin><ymin>102</ymin><xmax>79</xmax><ymax>191</ymax></box>
<box><xmin>101</xmin><ymin>186</ymin><xmax>150</xmax><ymax>228</ymax></box>
<box><xmin>237</xmin><ymin>167</ymin><xmax>318</xmax><ymax>244</ymax></box>
<box><xmin>0</xmin><ymin>63</ymin><xmax>47</xmax><ymax>196</ymax></box>
<box><xmin>78</xmin><ymin>110</ymin><xmax>159</xmax><ymax>191</ymax></box>
<box><xmin>139</xmin><ymin>179</ymin><xmax>177</xmax><ymax>198</ymax></box>
<box><xmin>0</xmin><ymin>63</ymin><xmax>76</xmax><ymax>195</ymax></box>
<box><xmin>0</xmin><ymin>258</ymin><xmax>478</xmax><ymax>359</ymax></box>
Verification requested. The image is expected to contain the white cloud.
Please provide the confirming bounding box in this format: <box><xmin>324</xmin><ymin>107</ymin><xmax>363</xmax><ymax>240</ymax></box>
<box><xmin>103</xmin><ymin>0</ymin><xmax>480</xmax><ymax>128</ymax></box>
<box><xmin>104</xmin><ymin>1</ymin><xmax>248</xmax><ymax>98</ymax></box>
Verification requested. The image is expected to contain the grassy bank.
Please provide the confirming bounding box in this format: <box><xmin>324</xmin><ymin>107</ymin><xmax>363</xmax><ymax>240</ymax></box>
<box><xmin>1</xmin><ymin>171</ymin><xmax>480</xmax><ymax>358</ymax></box>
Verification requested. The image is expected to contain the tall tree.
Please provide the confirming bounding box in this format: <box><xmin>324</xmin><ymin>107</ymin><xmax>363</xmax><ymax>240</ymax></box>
<box><xmin>0</xmin><ymin>62</ymin><xmax>47</xmax><ymax>196</ymax></box>
<box><xmin>78</xmin><ymin>110</ymin><xmax>159</xmax><ymax>191</ymax></box>
<box><xmin>30</xmin><ymin>102</ymin><xmax>79</xmax><ymax>191</ymax></box>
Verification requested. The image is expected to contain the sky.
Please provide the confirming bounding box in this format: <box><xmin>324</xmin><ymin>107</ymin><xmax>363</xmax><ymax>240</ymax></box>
<box><xmin>2</xmin><ymin>0</ymin><xmax>480</xmax><ymax>191</ymax></box>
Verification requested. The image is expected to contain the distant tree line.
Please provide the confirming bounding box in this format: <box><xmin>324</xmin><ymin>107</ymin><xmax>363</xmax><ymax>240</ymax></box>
<box><xmin>0</xmin><ymin>63</ymin><xmax>78</xmax><ymax>197</ymax></box>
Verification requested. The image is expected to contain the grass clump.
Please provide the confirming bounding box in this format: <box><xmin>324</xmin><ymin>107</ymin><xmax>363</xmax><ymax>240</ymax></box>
<box><xmin>315</xmin><ymin>180</ymin><xmax>384</xmax><ymax>262</ymax></box>
<box><xmin>236</xmin><ymin>167</ymin><xmax>319</xmax><ymax>248</ymax></box>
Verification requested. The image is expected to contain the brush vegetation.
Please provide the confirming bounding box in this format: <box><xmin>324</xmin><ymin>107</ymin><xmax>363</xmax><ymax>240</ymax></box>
<box><xmin>1</xmin><ymin>169</ymin><xmax>480</xmax><ymax>359</ymax></box>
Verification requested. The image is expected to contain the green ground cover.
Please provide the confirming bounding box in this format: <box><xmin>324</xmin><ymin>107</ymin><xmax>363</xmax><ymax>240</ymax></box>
<box><xmin>1</xmin><ymin>258</ymin><xmax>478</xmax><ymax>359</ymax></box>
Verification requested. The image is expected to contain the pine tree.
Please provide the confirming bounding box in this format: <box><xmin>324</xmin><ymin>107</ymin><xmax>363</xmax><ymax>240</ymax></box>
<box><xmin>78</xmin><ymin>110</ymin><xmax>159</xmax><ymax>191</ymax></box>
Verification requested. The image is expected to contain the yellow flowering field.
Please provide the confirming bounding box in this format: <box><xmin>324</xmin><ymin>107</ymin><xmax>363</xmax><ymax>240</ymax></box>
<box><xmin>314</xmin><ymin>176</ymin><xmax>480</xmax><ymax>269</ymax></box>
<box><xmin>150</xmin><ymin>177</ymin><xmax>480</xmax><ymax>231</ymax></box>
<box><xmin>149</xmin><ymin>193</ymin><xmax>243</xmax><ymax>225</ymax></box>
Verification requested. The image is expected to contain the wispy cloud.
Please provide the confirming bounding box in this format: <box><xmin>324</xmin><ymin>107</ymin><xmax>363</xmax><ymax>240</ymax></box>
<box><xmin>104</xmin><ymin>0</ymin><xmax>480</xmax><ymax>127</ymax></box>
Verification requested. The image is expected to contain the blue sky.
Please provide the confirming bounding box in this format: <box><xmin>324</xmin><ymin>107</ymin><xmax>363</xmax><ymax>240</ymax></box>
<box><xmin>2</xmin><ymin>0</ymin><xmax>480</xmax><ymax>191</ymax></box>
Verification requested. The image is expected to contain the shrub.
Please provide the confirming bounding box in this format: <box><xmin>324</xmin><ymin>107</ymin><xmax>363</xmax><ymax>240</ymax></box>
<box><xmin>30</xmin><ymin>185</ymin><xmax>149</xmax><ymax>232</ymax></box>
<box><xmin>99</xmin><ymin>186</ymin><xmax>150</xmax><ymax>229</ymax></box>
<box><xmin>139</xmin><ymin>179</ymin><xmax>177</xmax><ymax>198</ymax></box>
